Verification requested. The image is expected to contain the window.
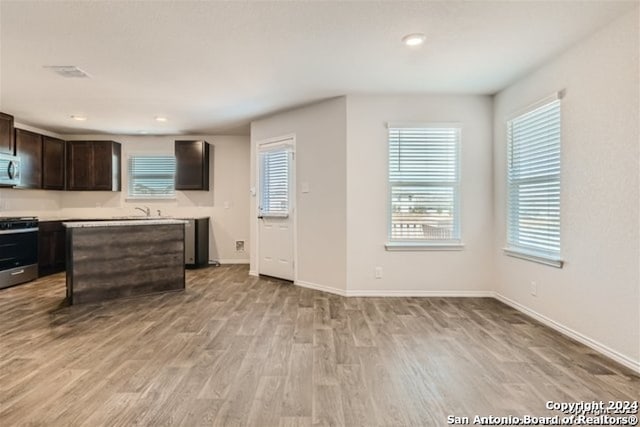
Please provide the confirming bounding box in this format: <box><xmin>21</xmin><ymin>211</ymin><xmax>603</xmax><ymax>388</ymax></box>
<box><xmin>259</xmin><ymin>147</ymin><xmax>290</xmax><ymax>217</ymax></box>
<box><xmin>387</xmin><ymin>125</ymin><xmax>461</xmax><ymax>249</ymax></box>
<box><xmin>506</xmin><ymin>96</ymin><xmax>562</xmax><ymax>267</ymax></box>
<box><xmin>128</xmin><ymin>155</ymin><xmax>176</xmax><ymax>199</ymax></box>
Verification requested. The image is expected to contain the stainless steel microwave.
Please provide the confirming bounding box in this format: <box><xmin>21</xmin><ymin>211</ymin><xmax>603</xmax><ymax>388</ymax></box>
<box><xmin>0</xmin><ymin>153</ymin><xmax>20</xmax><ymax>186</ymax></box>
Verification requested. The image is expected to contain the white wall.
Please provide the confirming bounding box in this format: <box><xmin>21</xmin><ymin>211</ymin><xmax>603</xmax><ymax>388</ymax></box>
<box><xmin>0</xmin><ymin>133</ymin><xmax>250</xmax><ymax>263</ymax></box>
<box><xmin>493</xmin><ymin>9</ymin><xmax>639</xmax><ymax>367</ymax></box>
<box><xmin>2</xmin><ymin>7</ymin><xmax>636</xmax><ymax>371</ymax></box>
<box><xmin>346</xmin><ymin>95</ymin><xmax>494</xmax><ymax>294</ymax></box>
<box><xmin>250</xmin><ymin>97</ymin><xmax>348</xmax><ymax>292</ymax></box>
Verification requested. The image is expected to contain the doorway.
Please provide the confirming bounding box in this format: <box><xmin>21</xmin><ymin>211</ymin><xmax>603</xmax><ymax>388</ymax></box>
<box><xmin>257</xmin><ymin>137</ymin><xmax>296</xmax><ymax>281</ymax></box>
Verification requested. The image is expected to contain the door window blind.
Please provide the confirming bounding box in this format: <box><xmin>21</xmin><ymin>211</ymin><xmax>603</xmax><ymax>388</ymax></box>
<box><xmin>128</xmin><ymin>155</ymin><xmax>176</xmax><ymax>198</ymax></box>
<box><xmin>388</xmin><ymin>126</ymin><xmax>460</xmax><ymax>242</ymax></box>
<box><xmin>507</xmin><ymin>99</ymin><xmax>561</xmax><ymax>258</ymax></box>
<box><xmin>260</xmin><ymin>148</ymin><xmax>290</xmax><ymax>217</ymax></box>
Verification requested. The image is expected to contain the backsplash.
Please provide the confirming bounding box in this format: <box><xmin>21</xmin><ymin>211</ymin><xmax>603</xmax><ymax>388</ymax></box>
<box><xmin>0</xmin><ymin>188</ymin><xmax>63</xmax><ymax>214</ymax></box>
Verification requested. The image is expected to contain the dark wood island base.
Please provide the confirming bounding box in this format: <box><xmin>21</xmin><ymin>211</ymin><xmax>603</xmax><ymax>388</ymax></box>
<box><xmin>64</xmin><ymin>220</ymin><xmax>186</xmax><ymax>304</ymax></box>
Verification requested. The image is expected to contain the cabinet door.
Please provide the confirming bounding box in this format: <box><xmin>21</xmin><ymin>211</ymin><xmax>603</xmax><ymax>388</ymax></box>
<box><xmin>0</xmin><ymin>112</ymin><xmax>14</xmax><ymax>154</ymax></box>
<box><xmin>38</xmin><ymin>221</ymin><xmax>66</xmax><ymax>276</ymax></box>
<box><xmin>53</xmin><ymin>229</ymin><xmax>66</xmax><ymax>269</ymax></box>
<box><xmin>38</xmin><ymin>227</ymin><xmax>55</xmax><ymax>274</ymax></box>
<box><xmin>15</xmin><ymin>129</ymin><xmax>43</xmax><ymax>188</ymax></box>
<box><xmin>67</xmin><ymin>141</ymin><xmax>94</xmax><ymax>190</ymax></box>
<box><xmin>175</xmin><ymin>140</ymin><xmax>209</xmax><ymax>190</ymax></box>
<box><xmin>42</xmin><ymin>136</ymin><xmax>65</xmax><ymax>190</ymax></box>
<box><xmin>92</xmin><ymin>142</ymin><xmax>114</xmax><ymax>190</ymax></box>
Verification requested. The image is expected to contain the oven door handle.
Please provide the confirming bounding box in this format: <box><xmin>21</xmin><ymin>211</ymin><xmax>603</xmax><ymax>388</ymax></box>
<box><xmin>11</xmin><ymin>269</ymin><xmax>25</xmax><ymax>276</ymax></box>
<box><xmin>0</xmin><ymin>228</ymin><xmax>38</xmax><ymax>235</ymax></box>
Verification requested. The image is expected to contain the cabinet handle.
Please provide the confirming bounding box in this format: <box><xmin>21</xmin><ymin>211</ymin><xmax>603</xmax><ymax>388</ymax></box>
<box><xmin>8</xmin><ymin>160</ymin><xmax>19</xmax><ymax>180</ymax></box>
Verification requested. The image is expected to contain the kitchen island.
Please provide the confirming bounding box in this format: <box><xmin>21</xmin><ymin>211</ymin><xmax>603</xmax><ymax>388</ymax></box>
<box><xmin>64</xmin><ymin>219</ymin><xmax>187</xmax><ymax>304</ymax></box>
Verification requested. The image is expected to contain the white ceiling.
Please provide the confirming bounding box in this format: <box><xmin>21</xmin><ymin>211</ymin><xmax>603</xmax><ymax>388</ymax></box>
<box><xmin>0</xmin><ymin>1</ymin><xmax>636</xmax><ymax>136</ymax></box>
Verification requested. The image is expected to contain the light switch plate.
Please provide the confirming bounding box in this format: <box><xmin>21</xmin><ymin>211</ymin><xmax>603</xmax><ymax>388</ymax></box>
<box><xmin>300</xmin><ymin>182</ymin><xmax>310</xmax><ymax>193</ymax></box>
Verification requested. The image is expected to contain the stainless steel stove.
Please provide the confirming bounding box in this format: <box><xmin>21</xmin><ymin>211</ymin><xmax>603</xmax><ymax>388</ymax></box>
<box><xmin>0</xmin><ymin>217</ymin><xmax>39</xmax><ymax>289</ymax></box>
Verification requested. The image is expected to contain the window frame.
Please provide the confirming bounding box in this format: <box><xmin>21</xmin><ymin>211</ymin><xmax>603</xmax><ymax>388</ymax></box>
<box><xmin>126</xmin><ymin>154</ymin><xmax>177</xmax><ymax>201</ymax></box>
<box><xmin>385</xmin><ymin>122</ymin><xmax>464</xmax><ymax>251</ymax></box>
<box><xmin>504</xmin><ymin>92</ymin><xmax>564</xmax><ymax>268</ymax></box>
<box><xmin>258</xmin><ymin>145</ymin><xmax>292</xmax><ymax>218</ymax></box>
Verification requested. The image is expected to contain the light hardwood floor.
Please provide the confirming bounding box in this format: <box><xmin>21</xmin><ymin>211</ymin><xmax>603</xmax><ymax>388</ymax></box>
<box><xmin>0</xmin><ymin>265</ymin><xmax>637</xmax><ymax>426</ymax></box>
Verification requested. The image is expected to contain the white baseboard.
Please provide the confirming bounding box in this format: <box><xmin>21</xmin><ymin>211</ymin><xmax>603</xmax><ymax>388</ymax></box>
<box><xmin>213</xmin><ymin>259</ymin><xmax>249</xmax><ymax>265</ymax></box>
<box><xmin>293</xmin><ymin>281</ymin><xmax>494</xmax><ymax>299</ymax></box>
<box><xmin>294</xmin><ymin>280</ymin><xmax>348</xmax><ymax>297</ymax></box>
<box><xmin>346</xmin><ymin>289</ymin><xmax>494</xmax><ymax>297</ymax></box>
<box><xmin>494</xmin><ymin>293</ymin><xmax>640</xmax><ymax>374</ymax></box>
<box><xmin>248</xmin><ymin>270</ymin><xmax>258</xmax><ymax>277</ymax></box>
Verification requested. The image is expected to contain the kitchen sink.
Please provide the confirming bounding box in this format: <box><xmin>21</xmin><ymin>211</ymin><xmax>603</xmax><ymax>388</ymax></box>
<box><xmin>111</xmin><ymin>216</ymin><xmax>175</xmax><ymax>220</ymax></box>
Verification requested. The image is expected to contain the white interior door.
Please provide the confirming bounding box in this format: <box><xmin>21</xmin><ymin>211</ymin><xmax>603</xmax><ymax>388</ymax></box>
<box><xmin>258</xmin><ymin>141</ymin><xmax>294</xmax><ymax>281</ymax></box>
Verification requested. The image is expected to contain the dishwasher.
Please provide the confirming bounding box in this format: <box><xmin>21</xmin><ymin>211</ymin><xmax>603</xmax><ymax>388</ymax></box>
<box><xmin>183</xmin><ymin>217</ymin><xmax>209</xmax><ymax>267</ymax></box>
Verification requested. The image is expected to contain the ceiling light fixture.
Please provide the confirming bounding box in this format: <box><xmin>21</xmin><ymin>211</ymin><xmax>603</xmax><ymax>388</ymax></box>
<box><xmin>44</xmin><ymin>65</ymin><xmax>91</xmax><ymax>78</ymax></box>
<box><xmin>402</xmin><ymin>33</ymin><xmax>426</xmax><ymax>47</ymax></box>
<box><xmin>155</xmin><ymin>116</ymin><xmax>168</xmax><ymax>122</ymax></box>
<box><xmin>70</xmin><ymin>115</ymin><xmax>87</xmax><ymax>121</ymax></box>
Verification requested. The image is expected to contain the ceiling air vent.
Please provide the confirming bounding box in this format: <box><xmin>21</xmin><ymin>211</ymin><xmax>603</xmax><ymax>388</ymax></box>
<box><xmin>43</xmin><ymin>65</ymin><xmax>91</xmax><ymax>78</ymax></box>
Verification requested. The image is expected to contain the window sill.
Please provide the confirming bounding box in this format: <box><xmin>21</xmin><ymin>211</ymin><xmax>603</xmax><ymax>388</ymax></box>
<box><xmin>385</xmin><ymin>242</ymin><xmax>464</xmax><ymax>251</ymax></box>
<box><xmin>125</xmin><ymin>197</ymin><xmax>177</xmax><ymax>202</ymax></box>
<box><xmin>503</xmin><ymin>248</ymin><xmax>564</xmax><ymax>268</ymax></box>
<box><xmin>259</xmin><ymin>213</ymin><xmax>289</xmax><ymax>219</ymax></box>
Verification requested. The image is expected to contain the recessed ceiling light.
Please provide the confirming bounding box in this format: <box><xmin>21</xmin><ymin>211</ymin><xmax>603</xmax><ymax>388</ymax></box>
<box><xmin>138</xmin><ymin>131</ymin><xmax>148</xmax><ymax>134</ymax></box>
<box><xmin>70</xmin><ymin>115</ymin><xmax>87</xmax><ymax>121</ymax></box>
<box><xmin>155</xmin><ymin>116</ymin><xmax>168</xmax><ymax>122</ymax></box>
<box><xmin>402</xmin><ymin>33</ymin><xmax>426</xmax><ymax>47</ymax></box>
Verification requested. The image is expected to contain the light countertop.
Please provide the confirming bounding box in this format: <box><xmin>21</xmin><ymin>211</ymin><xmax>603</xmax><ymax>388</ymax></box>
<box><xmin>63</xmin><ymin>219</ymin><xmax>188</xmax><ymax>228</ymax></box>
<box><xmin>41</xmin><ymin>216</ymin><xmax>209</xmax><ymax>222</ymax></box>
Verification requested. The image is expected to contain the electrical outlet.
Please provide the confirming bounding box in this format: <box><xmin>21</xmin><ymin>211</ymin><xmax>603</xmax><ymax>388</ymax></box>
<box><xmin>530</xmin><ymin>281</ymin><xmax>537</xmax><ymax>297</ymax></box>
<box><xmin>235</xmin><ymin>240</ymin><xmax>245</xmax><ymax>252</ymax></box>
<box><xmin>375</xmin><ymin>267</ymin><xmax>383</xmax><ymax>279</ymax></box>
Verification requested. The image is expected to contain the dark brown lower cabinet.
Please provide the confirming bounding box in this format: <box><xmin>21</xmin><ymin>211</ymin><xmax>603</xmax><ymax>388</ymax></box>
<box><xmin>38</xmin><ymin>221</ymin><xmax>66</xmax><ymax>277</ymax></box>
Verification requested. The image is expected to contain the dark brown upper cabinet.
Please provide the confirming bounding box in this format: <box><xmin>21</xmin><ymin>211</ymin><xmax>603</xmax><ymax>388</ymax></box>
<box><xmin>42</xmin><ymin>136</ymin><xmax>66</xmax><ymax>190</ymax></box>
<box><xmin>175</xmin><ymin>140</ymin><xmax>210</xmax><ymax>191</ymax></box>
<box><xmin>66</xmin><ymin>141</ymin><xmax>121</xmax><ymax>191</ymax></box>
<box><xmin>15</xmin><ymin>129</ymin><xmax>43</xmax><ymax>189</ymax></box>
<box><xmin>0</xmin><ymin>112</ymin><xmax>15</xmax><ymax>155</ymax></box>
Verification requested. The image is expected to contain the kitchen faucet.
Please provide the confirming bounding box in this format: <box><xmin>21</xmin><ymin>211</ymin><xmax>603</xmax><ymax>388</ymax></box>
<box><xmin>134</xmin><ymin>206</ymin><xmax>151</xmax><ymax>217</ymax></box>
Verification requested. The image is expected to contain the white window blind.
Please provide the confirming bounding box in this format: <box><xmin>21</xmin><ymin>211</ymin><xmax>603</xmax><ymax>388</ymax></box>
<box><xmin>259</xmin><ymin>148</ymin><xmax>290</xmax><ymax>217</ymax></box>
<box><xmin>507</xmin><ymin>98</ymin><xmax>561</xmax><ymax>262</ymax></box>
<box><xmin>388</xmin><ymin>126</ymin><xmax>460</xmax><ymax>243</ymax></box>
<box><xmin>128</xmin><ymin>155</ymin><xmax>176</xmax><ymax>199</ymax></box>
